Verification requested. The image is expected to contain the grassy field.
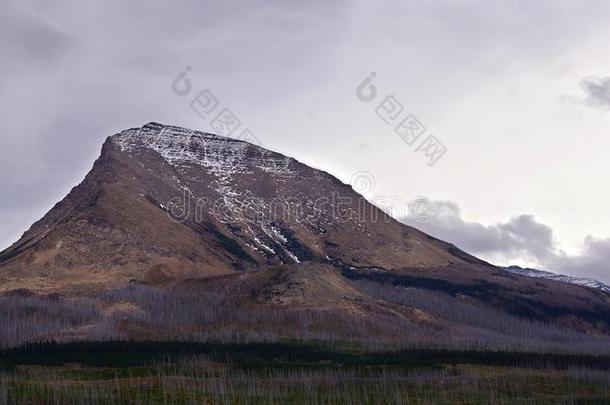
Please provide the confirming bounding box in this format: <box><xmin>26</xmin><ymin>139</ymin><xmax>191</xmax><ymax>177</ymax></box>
<box><xmin>0</xmin><ymin>341</ymin><xmax>609</xmax><ymax>404</ymax></box>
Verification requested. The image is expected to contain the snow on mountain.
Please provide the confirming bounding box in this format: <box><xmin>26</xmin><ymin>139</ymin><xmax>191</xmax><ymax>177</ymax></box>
<box><xmin>503</xmin><ymin>266</ymin><xmax>610</xmax><ymax>295</ymax></box>
<box><xmin>112</xmin><ymin>122</ymin><xmax>305</xmax><ymax>260</ymax></box>
<box><xmin>113</xmin><ymin>122</ymin><xmax>294</xmax><ymax>178</ymax></box>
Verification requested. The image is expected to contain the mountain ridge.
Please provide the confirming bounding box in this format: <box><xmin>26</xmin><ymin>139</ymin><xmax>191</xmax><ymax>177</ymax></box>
<box><xmin>1</xmin><ymin>122</ymin><xmax>609</xmax><ymax>345</ymax></box>
<box><xmin>503</xmin><ymin>265</ymin><xmax>610</xmax><ymax>295</ymax></box>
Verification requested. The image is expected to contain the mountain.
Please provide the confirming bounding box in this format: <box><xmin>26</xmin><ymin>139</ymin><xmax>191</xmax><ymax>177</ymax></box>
<box><xmin>1</xmin><ymin>122</ymin><xmax>609</xmax><ymax>347</ymax></box>
<box><xmin>503</xmin><ymin>266</ymin><xmax>610</xmax><ymax>295</ymax></box>
<box><xmin>0</xmin><ymin>122</ymin><xmax>475</xmax><ymax>290</ymax></box>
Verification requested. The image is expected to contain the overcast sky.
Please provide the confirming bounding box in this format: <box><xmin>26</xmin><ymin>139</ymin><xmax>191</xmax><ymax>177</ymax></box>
<box><xmin>2</xmin><ymin>0</ymin><xmax>610</xmax><ymax>282</ymax></box>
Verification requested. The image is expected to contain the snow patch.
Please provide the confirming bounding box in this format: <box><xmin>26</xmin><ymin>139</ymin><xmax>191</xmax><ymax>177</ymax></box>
<box><xmin>503</xmin><ymin>266</ymin><xmax>610</xmax><ymax>295</ymax></box>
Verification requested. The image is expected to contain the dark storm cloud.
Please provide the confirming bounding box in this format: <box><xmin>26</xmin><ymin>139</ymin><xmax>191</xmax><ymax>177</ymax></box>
<box><xmin>400</xmin><ymin>200</ymin><xmax>610</xmax><ymax>283</ymax></box>
<box><xmin>579</xmin><ymin>76</ymin><xmax>610</xmax><ymax>109</ymax></box>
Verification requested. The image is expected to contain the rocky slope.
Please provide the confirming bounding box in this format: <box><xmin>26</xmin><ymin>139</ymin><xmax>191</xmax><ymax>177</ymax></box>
<box><xmin>0</xmin><ymin>122</ymin><xmax>476</xmax><ymax>291</ymax></box>
<box><xmin>0</xmin><ymin>122</ymin><xmax>609</xmax><ymax>345</ymax></box>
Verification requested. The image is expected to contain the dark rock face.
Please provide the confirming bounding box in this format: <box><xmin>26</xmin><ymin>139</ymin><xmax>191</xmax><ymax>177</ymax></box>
<box><xmin>1</xmin><ymin>122</ymin><xmax>609</xmax><ymax>342</ymax></box>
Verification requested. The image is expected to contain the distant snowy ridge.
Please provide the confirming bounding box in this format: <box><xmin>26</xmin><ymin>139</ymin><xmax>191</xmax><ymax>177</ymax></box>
<box><xmin>503</xmin><ymin>266</ymin><xmax>610</xmax><ymax>295</ymax></box>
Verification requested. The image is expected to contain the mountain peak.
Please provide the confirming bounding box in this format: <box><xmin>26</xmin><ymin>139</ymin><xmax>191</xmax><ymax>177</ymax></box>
<box><xmin>111</xmin><ymin>121</ymin><xmax>288</xmax><ymax>176</ymax></box>
<box><xmin>115</xmin><ymin>122</ymin><xmax>218</xmax><ymax>147</ymax></box>
<box><xmin>143</xmin><ymin>121</ymin><xmax>165</xmax><ymax>129</ymax></box>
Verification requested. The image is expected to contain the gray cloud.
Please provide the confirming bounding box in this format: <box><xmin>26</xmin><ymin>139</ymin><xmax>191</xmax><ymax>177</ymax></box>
<box><xmin>0</xmin><ymin>0</ymin><xmax>350</xmax><ymax>250</ymax></box>
<box><xmin>401</xmin><ymin>200</ymin><xmax>557</xmax><ymax>264</ymax></box>
<box><xmin>553</xmin><ymin>237</ymin><xmax>610</xmax><ymax>283</ymax></box>
<box><xmin>400</xmin><ymin>199</ymin><xmax>610</xmax><ymax>284</ymax></box>
<box><xmin>0</xmin><ymin>2</ymin><xmax>72</xmax><ymax>65</ymax></box>
<box><xmin>579</xmin><ymin>76</ymin><xmax>610</xmax><ymax>109</ymax></box>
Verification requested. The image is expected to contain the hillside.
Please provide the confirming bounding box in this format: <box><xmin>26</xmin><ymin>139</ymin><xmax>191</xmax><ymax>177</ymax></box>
<box><xmin>0</xmin><ymin>122</ymin><xmax>609</xmax><ymax>349</ymax></box>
